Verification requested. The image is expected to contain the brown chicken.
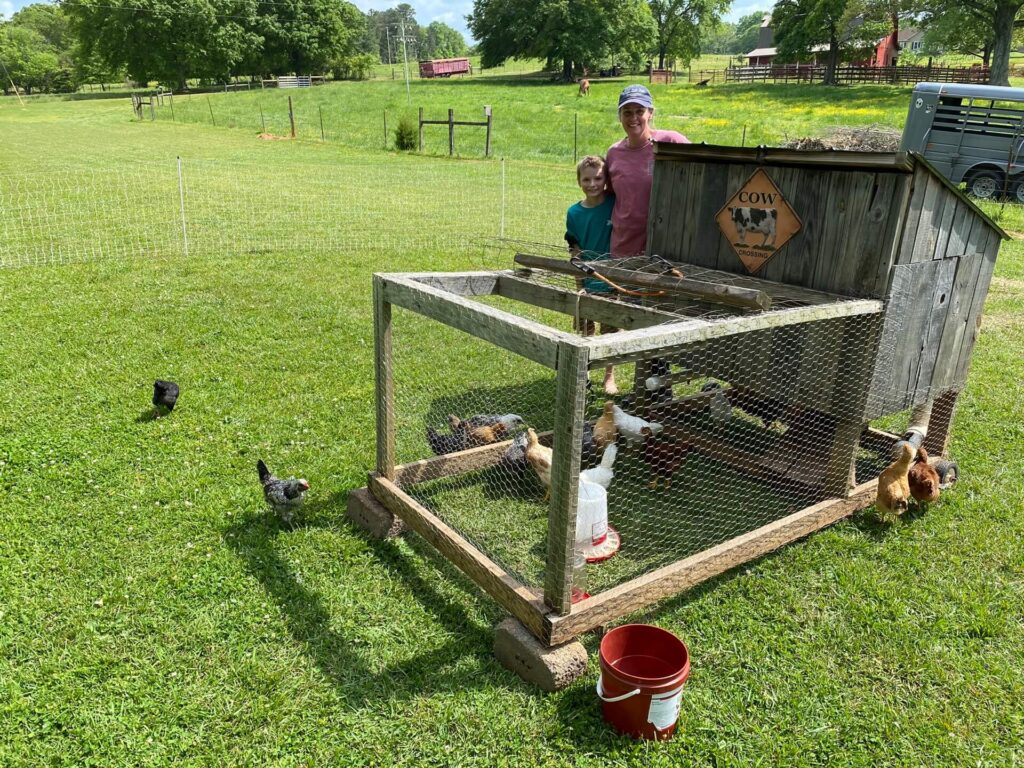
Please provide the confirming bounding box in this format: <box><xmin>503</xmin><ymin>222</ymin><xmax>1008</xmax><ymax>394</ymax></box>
<box><xmin>593</xmin><ymin>400</ymin><xmax>618</xmax><ymax>451</ymax></box>
<box><xmin>908</xmin><ymin>446</ymin><xmax>941</xmax><ymax>504</ymax></box>
<box><xmin>525</xmin><ymin>428</ymin><xmax>553</xmax><ymax>499</ymax></box>
<box><xmin>448</xmin><ymin>415</ymin><xmax>511</xmax><ymax>448</ymax></box>
<box><xmin>876</xmin><ymin>442</ymin><xmax>915</xmax><ymax>518</ymax></box>
<box><xmin>641</xmin><ymin>438</ymin><xmax>692</xmax><ymax>489</ymax></box>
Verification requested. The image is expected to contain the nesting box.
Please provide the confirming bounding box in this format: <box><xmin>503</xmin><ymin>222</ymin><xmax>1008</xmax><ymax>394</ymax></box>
<box><xmin>361</xmin><ymin>145</ymin><xmax>1007</xmax><ymax>649</ymax></box>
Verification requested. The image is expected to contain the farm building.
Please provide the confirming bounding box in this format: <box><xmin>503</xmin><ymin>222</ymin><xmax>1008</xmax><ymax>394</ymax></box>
<box><xmin>350</xmin><ymin>143</ymin><xmax>1007</xmax><ymax>690</ymax></box>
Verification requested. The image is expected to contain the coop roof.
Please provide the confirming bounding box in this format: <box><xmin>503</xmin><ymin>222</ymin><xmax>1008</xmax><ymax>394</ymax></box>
<box><xmin>653</xmin><ymin>142</ymin><xmax>1009</xmax><ymax>240</ymax></box>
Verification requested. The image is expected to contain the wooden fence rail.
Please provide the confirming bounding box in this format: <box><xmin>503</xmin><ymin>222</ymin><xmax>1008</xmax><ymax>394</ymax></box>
<box><xmin>693</xmin><ymin>64</ymin><xmax>993</xmax><ymax>86</ymax></box>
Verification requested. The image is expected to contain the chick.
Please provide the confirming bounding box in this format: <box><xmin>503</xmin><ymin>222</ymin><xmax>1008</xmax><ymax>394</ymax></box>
<box><xmin>152</xmin><ymin>380</ymin><xmax>179</xmax><ymax>416</ymax></box>
<box><xmin>642</xmin><ymin>438</ymin><xmax>692</xmax><ymax>489</ymax></box>
<box><xmin>908</xmin><ymin>446</ymin><xmax>941</xmax><ymax>504</ymax></box>
<box><xmin>580</xmin><ymin>443</ymin><xmax>617</xmax><ymax>489</ymax></box>
<box><xmin>594</xmin><ymin>400</ymin><xmax>618</xmax><ymax>451</ymax></box>
<box><xmin>465</xmin><ymin>421</ymin><xmax>509</xmax><ymax>447</ymax></box>
<box><xmin>875</xmin><ymin>442</ymin><xmax>915</xmax><ymax>518</ymax></box>
<box><xmin>256</xmin><ymin>459</ymin><xmax>309</xmax><ymax>527</ymax></box>
<box><xmin>525</xmin><ymin>428</ymin><xmax>553</xmax><ymax>500</ymax></box>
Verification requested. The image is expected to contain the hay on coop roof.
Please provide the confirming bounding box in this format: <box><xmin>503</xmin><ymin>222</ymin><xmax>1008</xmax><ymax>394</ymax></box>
<box><xmin>783</xmin><ymin>124</ymin><xmax>902</xmax><ymax>152</ymax></box>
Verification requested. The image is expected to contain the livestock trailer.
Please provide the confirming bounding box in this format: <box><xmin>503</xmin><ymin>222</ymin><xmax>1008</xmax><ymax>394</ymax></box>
<box><xmin>901</xmin><ymin>82</ymin><xmax>1024</xmax><ymax>202</ymax></box>
<box><xmin>418</xmin><ymin>58</ymin><xmax>472</xmax><ymax>78</ymax></box>
<box><xmin>350</xmin><ymin>144</ymin><xmax>1007</xmax><ymax>689</ymax></box>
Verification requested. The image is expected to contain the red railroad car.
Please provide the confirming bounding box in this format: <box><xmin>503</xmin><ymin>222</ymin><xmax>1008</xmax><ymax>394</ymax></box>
<box><xmin>418</xmin><ymin>58</ymin><xmax>472</xmax><ymax>78</ymax></box>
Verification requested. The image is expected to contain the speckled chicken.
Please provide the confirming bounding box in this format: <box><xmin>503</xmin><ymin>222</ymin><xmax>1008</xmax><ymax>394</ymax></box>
<box><xmin>908</xmin><ymin>446</ymin><xmax>941</xmax><ymax>504</ymax></box>
<box><xmin>875</xmin><ymin>442</ymin><xmax>914</xmax><ymax>518</ymax></box>
<box><xmin>257</xmin><ymin>459</ymin><xmax>309</xmax><ymax>527</ymax></box>
<box><xmin>525</xmin><ymin>428</ymin><xmax>553</xmax><ymax>499</ymax></box>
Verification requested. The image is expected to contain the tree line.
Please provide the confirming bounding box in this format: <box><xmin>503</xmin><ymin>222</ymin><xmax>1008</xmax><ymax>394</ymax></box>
<box><xmin>0</xmin><ymin>1</ymin><xmax>468</xmax><ymax>94</ymax></box>
<box><xmin>469</xmin><ymin>0</ymin><xmax>1022</xmax><ymax>86</ymax></box>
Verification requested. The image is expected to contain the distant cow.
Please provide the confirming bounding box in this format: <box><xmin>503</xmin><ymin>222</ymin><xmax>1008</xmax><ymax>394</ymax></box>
<box><xmin>729</xmin><ymin>206</ymin><xmax>777</xmax><ymax>247</ymax></box>
<box><xmin>578</xmin><ymin>78</ymin><xmax>590</xmax><ymax>96</ymax></box>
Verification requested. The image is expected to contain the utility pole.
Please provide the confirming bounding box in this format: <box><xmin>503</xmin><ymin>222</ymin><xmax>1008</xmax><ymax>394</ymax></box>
<box><xmin>400</xmin><ymin>18</ymin><xmax>411</xmax><ymax>106</ymax></box>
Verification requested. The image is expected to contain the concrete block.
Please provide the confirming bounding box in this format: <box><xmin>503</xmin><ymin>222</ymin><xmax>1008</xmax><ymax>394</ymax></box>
<box><xmin>347</xmin><ymin>487</ymin><xmax>407</xmax><ymax>540</ymax></box>
<box><xmin>494</xmin><ymin>617</ymin><xmax>588</xmax><ymax>692</ymax></box>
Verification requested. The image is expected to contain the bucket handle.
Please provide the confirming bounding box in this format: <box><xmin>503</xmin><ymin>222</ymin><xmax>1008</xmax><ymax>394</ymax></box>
<box><xmin>596</xmin><ymin>677</ymin><xmax>641</xmax><ymax>703</ymax></box>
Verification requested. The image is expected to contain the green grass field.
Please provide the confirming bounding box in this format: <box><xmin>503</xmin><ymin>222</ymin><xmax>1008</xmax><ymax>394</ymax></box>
<box><xmin>1</xmin><ymin>81</ymin><xmax>1023</xmax><ymax>766</ymax></box>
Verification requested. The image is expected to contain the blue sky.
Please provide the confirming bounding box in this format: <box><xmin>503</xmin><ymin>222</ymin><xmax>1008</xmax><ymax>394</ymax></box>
<box><xmin>2</xmin><ymin>0</ymin><xmax>761</xmax><ymax>43</ymax></box>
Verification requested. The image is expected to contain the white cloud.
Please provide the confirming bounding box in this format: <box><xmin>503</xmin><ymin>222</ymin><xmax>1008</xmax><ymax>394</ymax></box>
<box><xmin>1</xmin><ymin>0</ymin><xmax>17</xmax><ymax>20</ymax></box>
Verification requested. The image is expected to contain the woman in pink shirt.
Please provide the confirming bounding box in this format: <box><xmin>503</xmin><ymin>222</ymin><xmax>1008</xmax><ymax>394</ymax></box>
<box><xmin>606</xmin><ymin>85</ymin><xmax>689</xmax><ymax>257</ymax></box>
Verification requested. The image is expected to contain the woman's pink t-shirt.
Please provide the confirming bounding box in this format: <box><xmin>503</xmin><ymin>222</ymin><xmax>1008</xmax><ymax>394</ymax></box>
<box><xmin>606</xmin><ymin>129</ymin><xmax>689</xmax><ymax>257</ymax></box>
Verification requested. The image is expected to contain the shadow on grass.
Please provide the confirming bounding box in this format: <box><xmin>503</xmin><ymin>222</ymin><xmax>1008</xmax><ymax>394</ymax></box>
<box><xmin>223</xmin><ymin>490</ymin><xmax>510</xmax><ymax>705</ymax></box>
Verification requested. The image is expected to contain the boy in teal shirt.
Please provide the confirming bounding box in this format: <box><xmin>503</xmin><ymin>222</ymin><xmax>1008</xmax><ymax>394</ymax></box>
<box><xmin>565</xmin><ymin>154</ymin><xmax>618</xmax><ymax>393</ymax></box>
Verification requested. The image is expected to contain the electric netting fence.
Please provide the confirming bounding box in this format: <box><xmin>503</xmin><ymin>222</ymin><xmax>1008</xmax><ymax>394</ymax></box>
<box><xmin>0</xmin><ymin>156</ymin><xmax>570</xmax><ymax>269</ymax></box>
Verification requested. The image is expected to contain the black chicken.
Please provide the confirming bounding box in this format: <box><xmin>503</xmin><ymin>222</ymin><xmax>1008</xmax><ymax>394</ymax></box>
<box><xmin>256</xmin><ymin>459</ymin><xmax>309</xmax><ymax>527</ymax></box>
<box><xmin>152</xmin><ymin>380</ymin><xmax>179</xmax><ymax>416</ymax></box>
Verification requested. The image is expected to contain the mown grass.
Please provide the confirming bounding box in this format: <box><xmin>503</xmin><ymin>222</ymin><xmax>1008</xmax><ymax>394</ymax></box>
<box><xmin>1</xmin><ymin>86</ymin><xmax>1023</xmax><ymax>766</ymax></box>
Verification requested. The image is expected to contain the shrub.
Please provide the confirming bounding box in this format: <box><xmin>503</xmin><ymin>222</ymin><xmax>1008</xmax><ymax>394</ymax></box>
<box><xmin>332</xmin><ymin>54</ymin><xmax>377</xmax><ymax>81</ymax></box>
<box><xmin>394</xmin><ymin>115</ymin><xmax>417</xmax><ymax>151</ymax></box>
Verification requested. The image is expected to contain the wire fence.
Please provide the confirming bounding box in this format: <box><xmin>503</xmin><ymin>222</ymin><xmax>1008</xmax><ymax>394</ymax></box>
<box><xmin>0</xmin><ymin>154</ymin><xmax>572</xmax><ymax>269</ymax></box>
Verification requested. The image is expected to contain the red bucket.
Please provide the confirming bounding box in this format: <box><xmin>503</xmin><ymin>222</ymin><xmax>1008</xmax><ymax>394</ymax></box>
<box><xmin>597</xmin><ymin>624</ymin><xmax>690</xmax><ymax>740</ymax></box>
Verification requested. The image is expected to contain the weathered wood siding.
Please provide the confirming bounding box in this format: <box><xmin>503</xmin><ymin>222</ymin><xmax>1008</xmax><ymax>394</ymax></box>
<box><xmin>865</xmin><ymin>168</ymin><xmax>1004</xmax><ymax>417</ymax></box>
<box><xmin>647</xmin><ymin>159</ymin><xmax>912</xmax><ymax>299</ymax></box>
<box><xmin>647</xmin><ymin>148</ymin><xmax>1006</xmax><ymax>421</ymax></box>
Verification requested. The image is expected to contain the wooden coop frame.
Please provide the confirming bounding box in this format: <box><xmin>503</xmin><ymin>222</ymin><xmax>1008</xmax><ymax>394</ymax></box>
<box><xmin>363</xmin><ymin>145</ymin><xmax>1007</xmax><ymax>649</ymax></box>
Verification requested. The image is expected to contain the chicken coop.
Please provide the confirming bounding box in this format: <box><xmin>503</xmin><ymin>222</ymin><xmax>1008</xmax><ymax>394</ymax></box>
<box><xmin>353</xmin><ymin>144</ymin><xmax>1007</xmax><ymax>661</ymax></box>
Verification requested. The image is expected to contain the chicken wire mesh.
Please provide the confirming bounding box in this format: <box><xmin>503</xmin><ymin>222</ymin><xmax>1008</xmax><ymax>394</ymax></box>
<box><xmin>381</xmin><ymin>255</ymin><xmax>967</xmax><ymax>606</ymax></box>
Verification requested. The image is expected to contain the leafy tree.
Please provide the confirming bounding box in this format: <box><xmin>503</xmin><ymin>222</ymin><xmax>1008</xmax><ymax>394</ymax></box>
<box><xmin>772</xmin><ymin>0</ymin><xmax>859</xmax><ymax>84</ymax></box>
<box><xmin>365</xmin><ymin>5</ymin><xmax>419</xmax><ymax>64</ymax></box>
<box><xmin>914</xmin><ymin>0</ymin><xmax>1023</xmax><ymax>85</ymax></box>
<box><xmin>257</xmin><ymin>0</ymin><xmax>366</xmax><ymax>75</ymax></box>
<box><xmin>418</xmin><ymin>21</ymin><xmax>468</xmax><ymax>59</ymax></box>
<box><xmin>649</xmin><ymin>0</ymin><xmax>731</xmax><ymax>68</ymax></box>
<box><xmin>11</xmin><ymin>4</ymin><xmax>73</xmax><ymax>61</ymax></box>
<box><xmin>0</xmin><ymin>24</ymin><xmax>61</xmax><ymax>93</ymax></box>
<box><xmin>732</xmin><ymin>10</ymin><xmax>769</xmax><ymax>54</ymax></box>
<box><xmin>469</xmin><ymin>0</ymin><xmax>656</xmax><ymax>80</ymax></box>
<box><xmin>700</xmin><ymin>19</ymin><xmax>735</xmax><ymax>54</ymax></box>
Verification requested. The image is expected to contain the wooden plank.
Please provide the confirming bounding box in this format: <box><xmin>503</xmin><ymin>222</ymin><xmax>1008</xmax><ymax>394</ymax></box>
<box><xmin>545</xmin><ymin>342</ymin><xmax>589</xmax><ymax>615</ymax></box>
<box><xmin>404</xmin><ymin>272</ymin><xmax>498</xmax><ymax>296</ymax></box>
<box><xmin>394</xmin><ymin>431</ymin><xmax>553</xmax><ymax>486</ymax></box>
<box><xmin>930</xmin><ymin>194</ymin><xmax>959</xmax><ymax>262</ymax></box>
<box><xmin>894</xmin><ymin>165</ymin><xmax>928</xmax><ymax>268</ymax></box>
<box><xmin>588</xmin><ymin>300</ymin><xmax>883</xmax><ymax>364</ymax></box>
<box><xmin>545</xmin><ymin>477</ymin><xmax>881</xmax><ymax>645</ymax></box>
<box><xmin>495</xmin><ymin>274</ymin><xmax>680</xmax><ymax>330</ymax></box>
<box><xmin>929</xmin><ymin>253</ymin><xmax>983</xmax><ymax>390</ymax></box>
<box><xmin>761</xmin><ymin>166</ymin><xmax>831</xmax><ymax>289</ymax></box>
<box><xmin>912</xmin><ymin>257</ymin><xmax>959</xmax><ymax>396</ymax></box>
<box><xmin>909</xmin><ymin>174</ymin><xmax>948</xmax><ymax>264</ymax></box>
<box><xmin>953</xmin><ymin>228</ymin><xmax>1002</xmax><ymax>384</ymax></box>
<box><xmin>379</xmin><ymin>274</ymin><xmax>572</xmax><ymax>369</ymax></box>
<box><xmin>514</xmin><ymin>253</ymin><xmax>771</xmax><ymax>311</ymax></box>
<box><xmin>869</xmin><ymin>172</ymin><xmax>913</xmax><ymax>297</ymax></box>
<box><xmin>653</xmin><ymin>142</ymin><xmax>915</xmax><ymax>171</ymax></box>
<box><xmin>712</xmin><ymin>163</ymin><xmax>760</xmax><ymax>273</ymax></box>
<box><xmin>836</xmin><ymin>173</ymin><xmax>901</xmax><ymax>297</ymax></box>
<box><xmin>922</xmin><ymin>389</ymin><xmax>960</xmax><ymax>456</ymax></box>
<box><xmin>373</xmin><ymin>276</ymin><xmax>395</xmax><ymax>479</ymax></box>
<box><xmin>368</xmin><ymin>473</ymin><xmax>548</xmax><ymax>640</ymax></box>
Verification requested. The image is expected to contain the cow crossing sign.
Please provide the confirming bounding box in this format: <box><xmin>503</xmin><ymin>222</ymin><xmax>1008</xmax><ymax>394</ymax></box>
<box><xmin>715</xmin><ymin>169</ymin><xmax>802</xmax><ymax>274</ymax></box>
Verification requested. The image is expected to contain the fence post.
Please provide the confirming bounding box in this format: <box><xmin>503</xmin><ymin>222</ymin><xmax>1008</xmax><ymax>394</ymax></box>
<box><xmin>573</xmin><ymin>112</ymin><xmax>578</xmax><ymax>165</ymax></box>
<box><xmin>485</xmin><ymin>108</ymin><xmax>492</xmax><ymax>157</ymax></box>
<box><xmin>259</xmin><ymin>102</ymin><xmax>266</xmax><ymax>133</ymax></box>
<box><xmin>177</xmin><ymin>156</ymin><xmax>189</xmax><ymax>258</ymax></box>
<box><xmin>319</xmin><ymin>105</ymin><xmax>325</xmax><ymax>141</ymax></box>
<box><xmin>418</xmin><ymin>107</ymin><xmax>424</xmax><ymax>151</ymax></box>
<box><xmin>383</xmin><ymin>109</ymin><xmax>388</xmax><ymax>149</ymax></box>
<box><xmin>448</xmin><ymin>108</ymin><xmax>454</xmax><ymax>156</ymax></box>
<box><xmin>207</xmin><ymin>96</ymin><xmax>215</xmax><ymax>126</ymax></box>
<box><xmin>288</xmin><ymin>96</ymin><xmax>296</xmax><ymax>139</ymax></box>
<box><xmin>500</xmin><ymin>157</ymin><xmax>506</xmax><ymax>238</ymax></box>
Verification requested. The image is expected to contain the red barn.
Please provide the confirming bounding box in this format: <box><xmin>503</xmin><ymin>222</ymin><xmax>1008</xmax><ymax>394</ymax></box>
<box><xmin>418</xmin><ymin>58</ymin><xmax>472</xmax><ymax>78</ymax></box>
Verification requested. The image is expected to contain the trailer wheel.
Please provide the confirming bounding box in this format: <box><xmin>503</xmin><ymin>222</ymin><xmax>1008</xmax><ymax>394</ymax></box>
<box><xmin>1013</xmin><ymin>179</ymin><xmax>1024</xmax><ymax>205</ymax></box>
<box><xmin>965</xmin><ymin>169</ymin><xmax>1006</xmax><ymax>200</ymax></box>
